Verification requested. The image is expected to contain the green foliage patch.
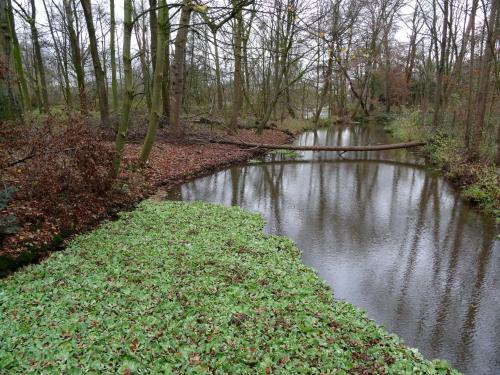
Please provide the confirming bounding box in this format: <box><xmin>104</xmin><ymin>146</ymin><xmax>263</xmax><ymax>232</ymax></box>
<box><xmin>388</xmin><ymin>112</ymin><xmax>499</xmax><ymax>217</ymax></box>
<box><xmin>0</xmin><ymin>201</ymin><xmax>458</xmax><ymax>374</ymax></box>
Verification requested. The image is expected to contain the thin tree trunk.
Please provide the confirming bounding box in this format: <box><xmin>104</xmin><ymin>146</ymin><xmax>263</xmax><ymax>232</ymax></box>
<box><xmin>81</xmin><ymin>0</ymin><xmax>109</xmax><ymax>126</ymax></box>
<box><xmin>432</xmin><ymin>0</ymin><xmax>449</xmax><ymax>130</ymax></box>
<box><xmin>64</xmin><ymin>0</ymin><xmax>86</xmax><ymax>112</ymax></box>
<box><xmin>141</xmin><ymin>0</ymin><xmax>168</xmax><ymax>164</ymax></box>
<box><xmin>471</xmin><ymin>0</ymin><xmax>498</xmax><ymax>152</ymax></box>
<box><xmin>161</xmin><ymin>6</ymin><xmax>170</xmax><ymax>122</ymax></box>
<box><xmin>0</xmin><ymin>0</ymin><xmax>20</xmax><ymax>119</ymax></box>
<box><xmin>464</xmin><ymin>3</ymin><xmax>477</xmax><ymax>150</ymax></box>
<box><xmin>29</xmin><ymin>0</ymin><xmax>49</xmax><ymax>113</ymax></box>
<box><xmin>111</xmin><ymin>0</ymin><xmax>133</xmax><ymax>178</ymax></box>
<box><xmin>313</xmin><ymin>46</ymin><xmax>334</xmax><ymax>125</ymax></box>
<box><xmin>133</xmin><ymin>11</ymin><xmax>152</xmax><ymax>112</ymax></box>
<box><xmin>42</xmin><ymin>0</ymin><xmax>72</xmax><ymax>107</ymax></box>
<box><xmin>212</xmin><ymin>29</ymin><xmax>224</xmax><ymax>112</ymax></box>
<box><xmin>149</xmin><ymin>0</ymin><xmax>157</xmax><ymax>72</ymax></box>
<box><xmin>169</xmin><ymin>1</ymin><xmax>192</xmax><ymax>137</ymax></box>
<box><xmin>6</xmin><ymin>0</ymin><xmax>29</xmax><ymax>112</ymax></box>
<box><xmin>110</xmin><ymin>0</ymin><xmax>118</xmax><ymax>110</ymax></box>
<box><xmin>230</xmin><ymin>2</ymin><xmax>243</xmax><ymax>131</ymax></box>
<box><xmin>405</xmin><ymin>6</ymin><xmax>420</xmax><ymax>85</ymax></box>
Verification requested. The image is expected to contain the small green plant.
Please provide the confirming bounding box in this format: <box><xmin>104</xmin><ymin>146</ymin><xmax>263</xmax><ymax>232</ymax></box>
<box><xmin>269</xmin><ymin>149</ymin><xmax>302</xmax><ymax>159</ymax></box>
<box><xmin>0</xmin><ymin>201</ymin><xmax>459</xmax><ymax>373</ymax></box>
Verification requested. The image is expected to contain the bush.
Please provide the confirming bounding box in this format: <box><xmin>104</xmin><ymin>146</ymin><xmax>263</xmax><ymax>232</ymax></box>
<box><xmin>385</xmin><ymin>109</ymin><xmax>423</xmax><ymax>141</ymax></box>
<box><xmin>462</xmin><ymin>166</ymin><xmax>500</xmax><ymax>215</ymax></box>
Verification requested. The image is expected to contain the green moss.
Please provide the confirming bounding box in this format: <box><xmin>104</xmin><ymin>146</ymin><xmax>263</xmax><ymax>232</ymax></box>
<box><xmin>0</xmin><ymin>201</ymin><xmax>459</xmax><ymax>374</ymax></box>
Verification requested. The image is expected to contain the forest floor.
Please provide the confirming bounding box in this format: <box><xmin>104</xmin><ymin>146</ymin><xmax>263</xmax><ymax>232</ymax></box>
<box><xmin>0</xmin><ymin>200</ymin><xmax>459</xmax><ymax>374</ymax></box>
<box><xmin>0</xmin><ymin>119</ymin><xmax>291</xmax><ymax>276</ymax></box>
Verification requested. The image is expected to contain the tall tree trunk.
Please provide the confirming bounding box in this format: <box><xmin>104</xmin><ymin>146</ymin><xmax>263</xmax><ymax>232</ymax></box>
<box><xmin>141</xmin><ymin>0</ymin><xmax>168</xmax><ymax>164</ymax></box>
<box><xmin>464</xmin><ymin>3</ymin><xmax>477</xmax><ymax>150</ymax></box>
<box><xmin>111</xmin><ymin>0</ymin><xmax>133</xmax><ymax>178</ymax></box>
<box><xmin>6</xmin><ymin>0</ymin><xmax>29</xmax><ymax>112</ymax></box>
<box><xmin>451</xmin><ymin>0</ymin><xmax>479</xmax><ymax>85</ymax></box>
<box><xmin>81</xmin><ymin>0</ymin><xmax>109</xmax><ymax>126</ymax></box>
<box><xmin>29</xmin><ymin>0</ymin><xmax>49</xmax><ymax>113</ymax></box>
<box><xmin>0</xmin><ymin>0</ymin><xmax>20</xmax><ymax>119</ymax></box>
<box><xmin>149</xmin><ymin>0</ymin><xmax>157</xmax><ymax>72</ymax></box>
<box><xmin>42</xmin><ymin>0</ymin><xmax>72</xmax><ymax>107</ymax></box>
<box><xmin>133</xmin><ymin>9</ymin><xmax>152</xmax><ymax>112</ymax></box>
<box><xmin>64</xmin><ymin>0</ymin><xmax>86</xmax><ymax>112</ymax></box>
<box><xmin>405</xmin><ymin>6</ymin><xmax>420</xmax><ymax>85</ymax></box>
<box><xmin>169</xmin><ymin>1</ymin><xmax>192</xmax><ymax>137</ymax></box>
<box><xmin>212</xmin><ymin>29</ymin><xmax>224</xmax><ymax>112</ymax></box>
<box><xmin>471</xmin><ymin>0</ymin><xmax>498</xmax><ymax>152</ymax></box>
<box><xmin>230</xmin><ymin>1</ymin><xmax>243</xmax><ymax>130</ymax></box>
<box><xmin>161</xmin><ymin>6</ymin><xmax>170</xmax><ymax>122</ymax></box>
<box><xmin>432</xmin><ymin>0</ymin><xmax>449</xmax><ymax>130</ymax></box>
<box><xmin>313</xmin><ymin>46</ymin><xmax>334</xmax><ymax>125</ymax></box>
<box><xmin>110</xmin><ymin>0</ymin><xmax>118</xmax><ymax>110</ymax></box>
<box><xmin>383</xmin><ymin>22</ymin><xmax>391</xmax><ymax>113</ymax></box>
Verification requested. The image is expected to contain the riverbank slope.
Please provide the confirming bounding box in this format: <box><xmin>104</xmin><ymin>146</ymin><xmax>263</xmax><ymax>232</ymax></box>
<box><xmin>1</xmin><ymin>123</ymin><xmax>290</xmax><ymax>276</ymax></box>
<box><xmin>0</xmin><ymin>201</ymin><xmax>458</xmax><ymax>374</ymax></box>
<box><xmin>385</xmin><ymin>111</ymin><xmax>499</xmax><ymax>217</ymax></box>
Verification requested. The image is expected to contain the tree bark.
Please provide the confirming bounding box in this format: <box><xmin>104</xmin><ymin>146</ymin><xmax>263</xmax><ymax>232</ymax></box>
<box><xmin>64</xmin><ymin>0</ymin><xmax>86</xmax><ymax>112</ymax></box>
<box><xmin>149</xmin><ymin>0</ymin><xmax>157</xmax><ymax>72</ymax></box>
<box><xmin>206</xmin><ymin>139</ymin><xmax>426</xmax><ymax>152</ymax></box>
<box><xmin>111</xmin><ymin>0</ymin><xmax>133</xmax><ymax>178</ymax></box>
<box><xmin>471</xmin><ymin>0</ymin><xmax>498</xmax><ymax>152</ymax></box>
<box><xmin>230</xmin><ymin>1</ymin><xmax>243</xmax><ymax>131</ymax></box>
<box><xmin>161</xmin><ymin>6</ymin><xmax>170</xmax><ymax>122</ymax></box>
<box><xmin>212</xmin><ymin>29</ymin><xmax>224</xmax><ymax>112</ymax></box>
<box><xmin>0</xmin><ymin>0</ymin><xmax>20</xmax><ymax>119</ymax></box>
<box><xmin>141</xmin><ymin>0</ymin><xmax>168</xmax><ymax>164</ymax></box>
<box><xmin>110</xmin><ymin>0</ymin><xmax>118</xmax><ymax>110</ymax></box>
<box><xmin>432</xmin><ymin>0</ymin><xmax>449</xmax><ymax>130</ymax></box>
<box><xmin>169</xmin><ymin>1</ymin><xmax>192</xmax><ymax>137</ymax></box>
<box><xmin>29</xmin><ymin>0</ymin><xmax>49</xmax><ymax>113</ymax></box>
<box><xmin>81</xmin><ymin>0</ymin><xmax>109</xmax><ymax>126</ymax></box>
<box><xmin>6</xmin><ymin>0</ymin><xmax>29</xmax><ymax>112</ymax></box>
<box><xmin>313</xmin><ymin>47</ymin><xmax>334</xmax><ymax>125</ymax></box>
<box><xmin>42</xmin><ymin>0</ymin><xmax>72</xmax><ymax>107</ymax></box>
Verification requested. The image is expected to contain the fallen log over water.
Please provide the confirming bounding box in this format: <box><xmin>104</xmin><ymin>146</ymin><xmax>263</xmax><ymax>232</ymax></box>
<box><xmin>208</xmin><ymin>139</ymin><xmax>426</xmax><ymax>152</ymax></box>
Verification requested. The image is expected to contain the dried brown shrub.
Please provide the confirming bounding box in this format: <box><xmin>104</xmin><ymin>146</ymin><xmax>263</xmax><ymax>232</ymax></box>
<box><xmin>2</xmin><ymin>115</ymin><xmax>115</xmax><ymax>214</ymax></box>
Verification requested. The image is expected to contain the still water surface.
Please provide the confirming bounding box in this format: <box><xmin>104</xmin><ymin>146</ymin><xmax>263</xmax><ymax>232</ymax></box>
<box><xmin>163</xmin><ymin>124</ymin><xmax>499</xmax><ymax>374</ymax></box>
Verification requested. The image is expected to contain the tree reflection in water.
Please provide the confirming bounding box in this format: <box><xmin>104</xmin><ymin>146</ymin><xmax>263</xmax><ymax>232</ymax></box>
<box><xmin>165</xmin><ymin>125</ymin><xmax>499</xmax><ymax>375</ymax></box>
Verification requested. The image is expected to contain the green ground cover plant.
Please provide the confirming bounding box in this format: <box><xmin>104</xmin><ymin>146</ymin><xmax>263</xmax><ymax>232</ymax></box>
<box><xmin>0</xmin><ymin>201</ymin><xmax>458</xmax><ymax>374</ymax></box>
<box><xmin>386</xmin><ymin>111</ymin><xmax>499</xmax><ymax>217</ymax></box>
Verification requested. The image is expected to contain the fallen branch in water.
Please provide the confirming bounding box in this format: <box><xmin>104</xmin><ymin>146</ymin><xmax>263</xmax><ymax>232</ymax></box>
<box><xmin>203</xmin><ymin>139</ymin><xmax>426</xmax><ymax>152</ymax></box>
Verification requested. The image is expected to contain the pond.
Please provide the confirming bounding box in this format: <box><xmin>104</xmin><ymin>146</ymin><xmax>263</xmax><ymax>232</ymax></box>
<box><xmin>161</xmin><ymin>124</ymin><xmax>499</xmax><ymax>374</ymax></box>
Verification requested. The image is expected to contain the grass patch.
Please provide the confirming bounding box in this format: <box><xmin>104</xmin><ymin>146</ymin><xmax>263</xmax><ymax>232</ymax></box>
<box><xmin>0</xmin><ymin>201</ymin><xmax>458</xmax><ymax>373</ymax></box>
